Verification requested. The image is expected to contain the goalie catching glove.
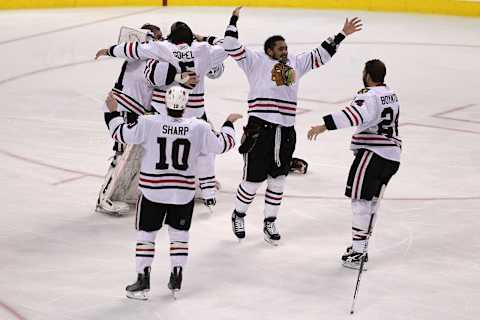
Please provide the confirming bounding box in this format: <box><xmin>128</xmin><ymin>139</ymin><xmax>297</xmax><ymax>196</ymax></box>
<box><xmin>271</xmin><ymin>62</ymin><xmax>296</xmax><ymax>86</ymax></box>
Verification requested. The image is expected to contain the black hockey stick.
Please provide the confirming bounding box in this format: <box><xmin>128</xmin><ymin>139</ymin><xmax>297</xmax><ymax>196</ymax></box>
<box><xmin>349</xmin><ymin>185</ymin><xmax>386</xmax><ymax>314</ymax></box>
<box><xmin>349</xmin><ymin>211</ymin><xmax>375</xmax><ymax>314</ymax></box>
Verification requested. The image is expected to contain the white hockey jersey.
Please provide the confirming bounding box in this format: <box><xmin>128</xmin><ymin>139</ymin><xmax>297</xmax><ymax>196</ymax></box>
<box><xmin>105</xmin><ymin>113</ymin><xmax>236</xmax><ymax>204</ymax></box>
<box><xmin>222</xmin><ymin>20</ymin><xmax>343</xmax><ymax>127</ymax></box>
<box><xmin>323</xmin><ymin>85</ymin><xmax>402</xmax><ymax>162</ymax></box>
<box><xmin>108</xmin><ymin>40</ymin><xmax>228</xmax><ymax>118</ymax></box>
<box><xmin>101</xmin><ymin>56</ymin><xmax>173</xmax><ymax>116</ymax></box>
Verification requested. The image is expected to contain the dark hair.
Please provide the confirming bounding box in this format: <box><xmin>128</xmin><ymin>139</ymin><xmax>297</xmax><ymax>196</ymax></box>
<box><xmin>365</xmin><ymin>59</ymin><xmax>386</xmax><ymax>83</ymax></box>
<box><xmin>264</xmin><ymin>35</ymin><xmax>285</xmax><ymax>54</ymax></box>
<box><xmin>167</xmin><ymin>21</ymin><xmax>194</xmax><ymax>45</ymax></box>
<box><xmin>167</xmin><ymin>109</ymin><xmax>184</xmax><ymax>118</ymax></box>
<box><xmin>140</xmin><ymin>23</ymin><xmax>161</xmax><ymax>33</ymax></box>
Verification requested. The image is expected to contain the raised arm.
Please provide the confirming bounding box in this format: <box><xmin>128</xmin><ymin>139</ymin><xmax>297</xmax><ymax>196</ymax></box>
<box><xmin>95</xmin><ymin>40</ymin><xmax>177</xmax><ymax>66</ymax></box>
<box><xmin>222</xmin><ymin>7</ymin><xmax>260</xmax><ymax>72</ymax></box>
<box><xmin>203</xmin><ymin>113</ymin><xmax>242</xmax><ymax>155</ymax></box>
<box><xmin>296</xmin><ymin>17</ymin><xmax>363</xmax><ymax>78</ymax></box>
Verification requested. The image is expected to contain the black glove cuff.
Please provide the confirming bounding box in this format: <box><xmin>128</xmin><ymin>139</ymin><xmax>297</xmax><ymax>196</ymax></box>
<box><xmin>229</xmin><ymin>15</ymin><xmax>239</xmax><ymax>26</ymax></box>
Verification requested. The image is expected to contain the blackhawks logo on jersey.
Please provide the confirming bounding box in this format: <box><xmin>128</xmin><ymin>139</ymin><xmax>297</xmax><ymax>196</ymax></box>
<box><xmin>354</xmin><ymin>99</ymin><xmax>365</xmax><ymax>107</ymax></box>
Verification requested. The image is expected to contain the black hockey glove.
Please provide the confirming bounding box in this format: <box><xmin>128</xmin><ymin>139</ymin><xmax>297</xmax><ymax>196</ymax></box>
<box><xmin>238</xmin><ymin>123</ymin><xmax>262</xmax><ymax>154</ymax></box>
<box><xmin>289</xmin><ymin>157</ymin><xmax>308</xmax><ymax>174</ymax></box>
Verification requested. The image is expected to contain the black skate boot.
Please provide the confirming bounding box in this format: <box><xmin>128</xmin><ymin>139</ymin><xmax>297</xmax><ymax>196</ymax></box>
<box><xmin>168</xmin><ymin>266</ymin><xmax>183</xmax><ymax>298</ymax></box>
<box><xmin>263</xmin><ymin>217</ymin><xmax>281</xmax><ymax>246</ymax></box>
<box><xmin>231</xmin><ymin>210</ymin><xmax>246</xmax><ymax>240</ymax></box>
<box><xmin>126</xmin><ymin>266</ymin><xmax>150</xmax><ymax>300</ymax></box>
<box><xmin>341</xmin><ymin>246</ymin><xmax>368</xmax><ymax>270</ymax></box>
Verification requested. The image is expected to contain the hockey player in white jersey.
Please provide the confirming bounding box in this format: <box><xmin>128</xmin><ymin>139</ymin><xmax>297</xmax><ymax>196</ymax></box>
<box><xmin>104</xmin><ymin>86</ymin><xmax>241</xmax><ymax>299</ymax></box>
<box><xmin>96</xmin><ymin>24</ymin><xmax>199</xmax><ymax>215</ymax></box>
<box><xmin>223</xmin><ymin>7</ymin><xmax>362</xmax><ymax>245</ymax></box>
<box><xmin>308</xmin><ymin>59</ymin><xmax>401</xmax><ymax>270</ymax></box>
<box><xmin>96</xmin><ymin>22</ymin><xmax>228</xmax><ymax>209</ymax></box>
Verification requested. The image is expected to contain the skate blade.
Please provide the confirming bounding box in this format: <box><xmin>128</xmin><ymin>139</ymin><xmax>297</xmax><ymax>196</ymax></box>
<box><xmin>126</xmin><ymin>290</ymin><xmax>148</xmax><ymax>300</ymax></box>
<box><xmin>204</xmin><ymin>205</ymin><xmax>214</xmax><ymax>214</ymax></box>
<box><xmin>342</xmin><ymin>261</ymin><xmax>368</xmax><ymax>271</ymax></box>
<box><xmin>264</xmin><ymin>235</ymin><xmax>280</xmax><ymax>246</ymax></box>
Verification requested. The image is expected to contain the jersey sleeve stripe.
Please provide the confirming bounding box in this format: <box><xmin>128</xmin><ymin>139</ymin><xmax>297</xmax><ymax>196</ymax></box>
<box><xmin>350</xmin><ymin>105</ymin><xmax>364</xmax><ymax>123</ymax></box>
<box><xmin>341</xmin><ymin>110</ymin><xmax>354</xmax><ymax>126</ymax></box>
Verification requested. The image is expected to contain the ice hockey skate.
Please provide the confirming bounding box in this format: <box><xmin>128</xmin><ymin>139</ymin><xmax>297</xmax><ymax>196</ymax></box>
<box><xmin>263</xmin><ymin>217</ymin><xmax>281</xmax><ymax>246</ymax></box>
<box><xmin>231</xmin><ymin>210</ymin><xmax>246</xmax><ymax>241</ymax></box>
<box><xmin>126</xmin><ymin>267</ymin><xmax>150</xmax><ymax>300</ymax></box>
<box><xmin>168</xmin><ymin>266</ymin><xmax>183</xmax><ymax>299</ymax></box>
<box><xmin>341</xmin><ymin>246</ymin><xmax>368</xmax><ymax>270</ymax></box>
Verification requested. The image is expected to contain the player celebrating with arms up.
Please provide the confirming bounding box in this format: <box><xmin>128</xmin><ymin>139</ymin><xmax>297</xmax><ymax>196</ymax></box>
<box><xmin>223</xmin><ymin>7</ymin><xmax>362</xmax><ymax>245</ymax></box>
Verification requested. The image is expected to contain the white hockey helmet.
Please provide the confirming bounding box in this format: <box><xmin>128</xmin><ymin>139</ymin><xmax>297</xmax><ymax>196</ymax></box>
<box><xmin>165</xmin><ymin>86</ymin><xmax>189</xmax><ymax>111</ymax></box>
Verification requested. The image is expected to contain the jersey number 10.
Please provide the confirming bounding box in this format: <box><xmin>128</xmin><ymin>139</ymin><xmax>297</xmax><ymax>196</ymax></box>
<box><xmin>156</xmin><ymin>137</ymin><xmax>191</xmax><ymax>171</ymax></box>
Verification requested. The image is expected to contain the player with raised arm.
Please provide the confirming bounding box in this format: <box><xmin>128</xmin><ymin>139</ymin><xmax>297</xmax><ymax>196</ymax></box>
<box><xmin>223</xmin><ymin>7</ymin><xmax>362</xmax><ymax>245</ymax></box>
<box><xmin>104</xmin><ymin>86</ymin><xmax>241</xmax><ymax>299</ymax></box>
<box><xmin>96</xmin><ymin>23</ymin><xmax>199</xmax><ymax>215</ymax></box>
<box><xmin>96</xmin><ymin>22</ymin><xmax>229</xmax><ymax>210</ymax></box>
<box><xmin>308</xmin><ymin>59</ymin><xmax>401</xmax><ymax>270</ymax></box>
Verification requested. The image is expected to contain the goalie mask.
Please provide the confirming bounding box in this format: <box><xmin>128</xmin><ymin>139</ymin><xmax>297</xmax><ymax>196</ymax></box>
<box><xmin>165</xmin><ymin>86</ymin><xmax>189</xmax><ymax>111</ymax></box>
<box><xmin>206</xmin><ymin>63</ymin><xmax>225</xmax><ymax>79</ymax></box>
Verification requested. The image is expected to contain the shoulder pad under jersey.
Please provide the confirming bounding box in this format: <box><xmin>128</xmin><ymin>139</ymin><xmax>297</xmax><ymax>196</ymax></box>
<box><xmin>357</xmin><ymin>88</ymin><xmax>370</xmax><ymax>94</ymax></box>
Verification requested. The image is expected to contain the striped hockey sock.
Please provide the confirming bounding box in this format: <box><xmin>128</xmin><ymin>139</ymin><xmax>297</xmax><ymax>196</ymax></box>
<box><xmin>235</xmin><ymin>181</ymin><xmax>262</xmax><ymax>213</ymax></box>
<box><xmin>168</xmin><ymin>227</ymin><xmax>189</xmax><ymax>270</ymax></box>
<box><xmin>135</xmin><ymin>231</ymin><xmax>156</xmax><ymax>273</ymax></box>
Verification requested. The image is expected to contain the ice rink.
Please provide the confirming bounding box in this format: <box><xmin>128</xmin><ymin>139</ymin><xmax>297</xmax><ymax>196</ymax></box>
<box><xmin>1</xmin><ymin>6</ymin><xmax>479</xmax><ymax>320</ymax></box>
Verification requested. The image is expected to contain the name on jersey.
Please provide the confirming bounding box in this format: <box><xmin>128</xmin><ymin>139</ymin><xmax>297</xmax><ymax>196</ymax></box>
<box><xmin>162</xmin><ymin>125</ymin><xmax>189</xmax><ymax>136</ymax></box>
<box><xmin>173</xmin><ymin>50</ymin><xmax>194</xmax><ymax>60</ymax></box>
<box><xmin>380</xmin><ymin>94</ymin><xmax>398</xmax><ymax>105</ymax></box>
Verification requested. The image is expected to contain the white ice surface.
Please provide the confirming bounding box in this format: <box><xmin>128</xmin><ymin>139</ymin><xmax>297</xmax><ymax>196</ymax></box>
<box><xmin>0</xmin><ymin>6</ymin><xmax>479</xmax><ymax>320</ymax></box>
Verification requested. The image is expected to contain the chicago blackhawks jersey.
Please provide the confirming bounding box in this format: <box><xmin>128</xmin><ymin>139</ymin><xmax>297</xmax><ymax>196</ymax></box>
<box><xmin>222</xmin><ymin>16</ymin><xmax>345</xmax><ymax>127</ymax></box>
<box><xmin>323</xmin><ymin>85</ymin><xmax>402</xmax><ymax>162</ymax></box>
<box><xmin>107</xmin><ymin>40</ymin><xmax>228</xmax><ymax>118</ymax></box>
<box><xmin>105</xmin><ymin>113</ymin><xmax>236</xmax><ymax>204</ymax></box>
<box><xmin>101</xmin><ymin>58</ymin><xmax>174</xmax><ymax>116</ymax></box>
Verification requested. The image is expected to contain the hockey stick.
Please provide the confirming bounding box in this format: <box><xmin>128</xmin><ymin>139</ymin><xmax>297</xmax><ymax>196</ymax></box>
<box><xmin>349</xmin><ymin>185</ymin><xmax>386</xmax><ymax>314</ymax></box>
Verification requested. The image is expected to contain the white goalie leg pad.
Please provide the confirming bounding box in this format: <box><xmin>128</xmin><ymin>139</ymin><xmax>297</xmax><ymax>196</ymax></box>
<box><xmin>97</xmin><ymin>145</ymin><xmax>143</xmax><ymax>213</ymax></box>
<box><xmin>351</xmin><ymin>199</ymin><xmax>377</xmax><ymax>252</ymax></box>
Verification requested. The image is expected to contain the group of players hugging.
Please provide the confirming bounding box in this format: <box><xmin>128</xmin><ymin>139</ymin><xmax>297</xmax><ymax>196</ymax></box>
<box><xmin>95</xmin><ymin>7</ymin><xmax>401</xmax><ymax>300</ymax></box>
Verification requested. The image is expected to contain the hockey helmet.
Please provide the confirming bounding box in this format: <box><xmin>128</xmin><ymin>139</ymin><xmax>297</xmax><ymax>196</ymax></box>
<box><xmin>165</xmin><ymin>86</ymin><xmax>189</xmax><ymax>111</ymax></box>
